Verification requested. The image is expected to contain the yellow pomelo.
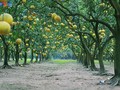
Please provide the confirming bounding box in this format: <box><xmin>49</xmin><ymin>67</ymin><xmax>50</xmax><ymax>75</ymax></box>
<box><xmin>0</xmin><ymin>13</ymin><xmax>13</xmax><ymax>25</ymax></box>
<box><xmin>73</xmin><ymin>25</ymin><xmax>77</xmax><ymax>29</ymax></box>
<box><xmin>30</xmin><ymin>5</ymin><xmax>35</xmax><ymax>9</ymax></box>
<box><xmin>22</xmin><ymin>0</ymin><xmax>26</xmax><ymax>3</ymax></box>
<box><xmin>51</xmin><ymin>13</ymin><xmax>57</xmax><ymax>19</ymax></box>
<box><xmin>54</xmin><ymin>15</ymin><xmax>61</xmax><ymax>22</ymax></box>
<box><xmin>0</xmin><ymin>21</ymin><xmax>11</xmax><ymax>35</ymax></box>
<box><xmin>26</xmin><ymin>43</ymin><xmax>29</xmax><ymax>46</ymax></box>
<box><xmin>16</xmin><ymin>38</ymin><xmax>22</xmax><ymax>44</ymax></box>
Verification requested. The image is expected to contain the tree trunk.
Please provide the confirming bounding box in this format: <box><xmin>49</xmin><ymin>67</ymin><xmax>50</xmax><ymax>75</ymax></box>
<box><xmin>83</xmin><ymin>54</ymin><xmax>88</xmax><ymax>68</ymax></box>
<box><xmin>104</xmin><ymin>1</ymin><xmax>120</xmax><ymax>86</ymax></box>
<box><xmin>2</xmin><ymin>44</ymin><xmax>11</xmax><ymax>68</ymax></box>
<box><xmin>114</xmin><ymin>35</ymin><xmax>120</xmax><ymax>76</ymax></box>
<box><xmin>98</xmin><ymin>48</ymin><xmax>105</xmax><ymax>74</ymax></box>
<box><xmin>1</xmin><ymin>36</ymin><xmax>11</xmax><ymax>69</ymax></box>
<box><xmin>114</xmin><ymin>10</ymin><xmax>120</xmax><ymax>77</ymax></box>
<box><xmin>81</xmin><ymin>53</ymin><xmax>84</xmax><ymax>64</ymax></box>
<box><xmin>86</xmin><ymin>51</ymin><xmax>97</xmax><ymax>70</ymax></box>
<box><xmin>39</xmin><ymin>54</ymin><xmax>42</xmax><ymax>63</ymax></box>
<box><xmin>3</xmin><ymin>44</ymin><xmax>9</xmax><ymax>66</ymax></box>
<box><xmin>35</xmin><ymin>56</ymin><xmax>38</xmax><ymax>63</ymax></box>
<box><xmin>15</xmin><ymin>44</ymin><xmax>20</xmax><ymax>66</ymax></box>
<box><xmin>30</xmin><ymin>49</ymin><xmax>34</xmax><ymax>63</ymax></box>
<box><xmin>78</xmin><ymin>53</ymin><xmax>82</xmax><ymax>63</ymax></box>
<box><xmin>90</xmin><ymin>55</ymin><xmax>97</xmax><ymax>71</ymax></box>
<box><xmin>106</xmin><ymin>35</ymin><xmax>120</xmax><ymax>86</ymax></box>
<box><xmin>90</xmin><ymin>44</ymin><xmax>97</xmax><ymax>71</ymax></box>
<box><xmin>0</xmin><ymin>49</ymin><xmax>2</xmax><ymax>62</ymax></box>
<box><xmin>23</xmin><ymin>51</ymin><xmax>27</xmax><ymax>65</ymax></box>
<box><xmin>11</xmin><ymin>51</ymin><xmax>15</xmax><ymax>61</ymax></box>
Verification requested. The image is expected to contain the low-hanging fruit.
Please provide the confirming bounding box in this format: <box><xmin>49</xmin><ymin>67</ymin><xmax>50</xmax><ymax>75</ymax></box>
<box><xmin>0</xmin><ymin>21</ymin><xmax>11</xmax><ymax>35</ymax></box>
<box><xmin>30</xmin><ymin>5</ymin><xmax>35</xmax><ymax>9</ymax></box>
<box><xmin>51</xmin><ymin>13</ymin><xmax>57</xmax><ymax>19</ymax></box>
<box><xmin>73</xmin><ymin>25</ymin><xmax>77</xmax><ymax>29</ymax></box>
<box><xmin>26</xmin><ymin>43</ymin><xmax>29</xmax><ymax>46</ymax></box>
<box><xmin>0</xmin><ymin>13</ymin><xmax>13</xmax><ymax>25</ymax></box>
<box><xmin>54</xmin><ymin>15</ymin><xmax>61</xmax><ymax>22</ymax></box>
<box><xmin>22</xmin><ymin>0</ymin><xmax>26</xmax><ymax>3</ymax></box>
<box><xmin>45</xmin><ymin>27</ymin><xmax>51</xmax><ymax>32</ymax></box>
<box><xmin>16</xmin><ymin>38</ymin><xmax>22</xmax><ymax>44</ymax></box>
<box><xmin>84</xmin><ymin>36</ymin><xmax>87</xmax><ymax>39</ymax></box>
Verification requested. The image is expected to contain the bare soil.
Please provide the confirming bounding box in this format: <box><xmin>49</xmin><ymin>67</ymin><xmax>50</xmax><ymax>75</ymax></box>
<box><xmin>0</xmin><ymin>62</ymin><xmax>120</xmax><ymax>90</ymax></box>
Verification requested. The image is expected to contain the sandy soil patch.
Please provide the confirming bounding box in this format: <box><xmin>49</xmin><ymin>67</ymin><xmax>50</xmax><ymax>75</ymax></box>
<box><xmin>0</xmin><ymin>62</ymin><xmax>119</xmax><ymax>90</ymax></box>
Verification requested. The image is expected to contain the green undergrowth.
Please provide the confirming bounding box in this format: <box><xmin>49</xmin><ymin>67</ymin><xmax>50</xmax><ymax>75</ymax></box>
<box><xmin>49</xmin><ymin>59</ymin><xmax>77</xmax><ymax>64</ymax></box>
<box><xmin>5</xmin><ymin>59</ymin><xmax>113</xmax><ymax>66</ymax></box>
<box><xmin>95</xmin><ymin>60</ymin><xmax>113</xmax><ymax>65</ymax></box>
<box><xmin>7</xmin><ymin>59</ymin><xmax>36</xmax><ymax>65</ymax></box>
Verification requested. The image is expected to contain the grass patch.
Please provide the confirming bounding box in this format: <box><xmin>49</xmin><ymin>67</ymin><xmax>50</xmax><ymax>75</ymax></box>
<box><xmin>95</xmin><ymin>60</ymin><xmax>113</xmax><ymax>65</ymax></box>
<box><xmin>6</xmin><ymin>59</ymin><xmax>112</xmax><ymax>65</ymax></box>
<box><xmin>7</xmin><ymin>59</ymin><xmax>36</xmax><ymax>65</ymax></box>
<box><xmin>18</xmin><ymin>59</ymin><xmax>36</xmax><ymax>64</ymax></box>
<box><xmin>49</xmin><ymin>59</ymin><xmax>77</xmax><ymax>64</ymax></box>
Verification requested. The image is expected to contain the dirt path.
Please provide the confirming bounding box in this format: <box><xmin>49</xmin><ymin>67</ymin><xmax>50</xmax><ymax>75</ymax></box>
<box><xmin>0</xmin><ymin>62</ymin><xmax>119</xmax><ymax>90</ymax></box>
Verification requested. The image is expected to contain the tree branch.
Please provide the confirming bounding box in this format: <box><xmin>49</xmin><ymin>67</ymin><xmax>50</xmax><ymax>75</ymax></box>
<box><xmin>102</xmin><ymin>35</ymin><xmax>114</xmax><ymax>50</ymax></box>
<box><xmin>52</xmin><ymin>0</ymin><xmax>115</xmax><ymax>35</ymax></box>
<box><xmin>66</xmin><ymin>13</ymin><xmax>115</xmax><ymax>34</ymax></box>
<box><xmin>108</xmin><ymin>0</ymin><xmax>120</xmax><ymax>14</ymax></box>
<box><xmin>76</xmin><ymin>31</ymin><xmax>96</xmax><ymax>42</ymax></box>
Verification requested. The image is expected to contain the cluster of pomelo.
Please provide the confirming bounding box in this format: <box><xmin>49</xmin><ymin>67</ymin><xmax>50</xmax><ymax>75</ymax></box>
<box><xmin>51</xmin><ymin>13</ymin><xmax>61</xmax><ymax>22</ymax></box>
<box><xmin>99</xmin><ymin>29</ymin><xmax>106</xmax><ymax>38</ymax></box>
<box><xmin>0</xmin><ymin>13</ymin><xmax>13</xmax><ymax>35</ymax></box>
<box><xmin>0</xmin><ymin>13</ymin><xmax>22</xmax><ymax>45</ymax></box>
